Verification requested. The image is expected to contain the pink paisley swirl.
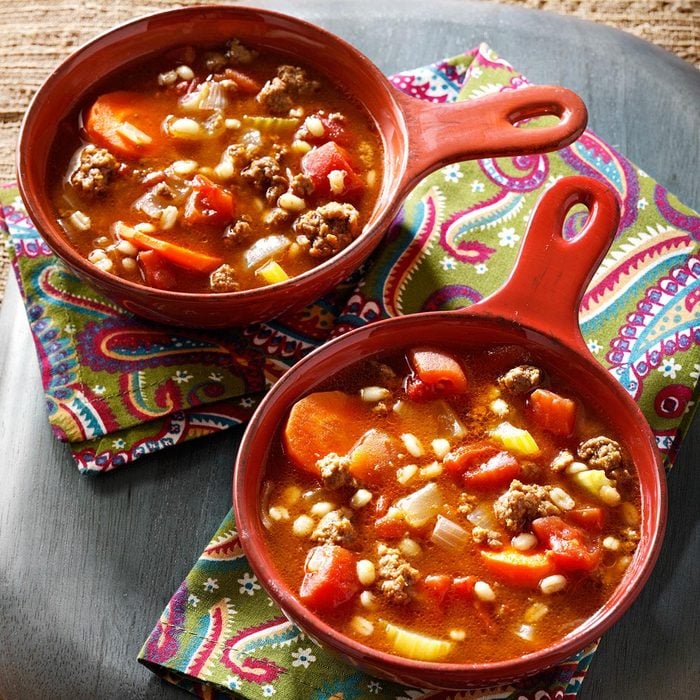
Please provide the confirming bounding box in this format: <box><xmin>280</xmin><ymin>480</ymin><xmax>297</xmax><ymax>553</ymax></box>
<box><xmin>142</xmin><ymin>582</ymin><xmax>187</xmax><ymax>663</ymax></box>
<box><xmin>222</xmin><ymin>617</ymin><xmax>288</xmax><ymax>683</ymax></box>
<box><xmin>422</xmin><ymin>284</ymin><xmax>483</xmax><ymax>311</ymax></box>
<box><xmin>480</xmin><ymin>154</ymin><xmax>549</xmax><ymax>191</ymax></box>
<box><xmin>654</xmin><ymin>184</ymin><xmax>700</xmax><ymax>240</ymax></box>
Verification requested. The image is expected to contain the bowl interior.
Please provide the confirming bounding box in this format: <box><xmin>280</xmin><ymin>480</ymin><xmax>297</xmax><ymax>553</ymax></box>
<box><xmin>233</xmin><ymin>311</ymin><xmax>667</xmax><ymax>688</ymax></box>
<box><xmin>17</xmin><ymin>6</ymin><xmax>409</xmax><ymax>322</ymax></box>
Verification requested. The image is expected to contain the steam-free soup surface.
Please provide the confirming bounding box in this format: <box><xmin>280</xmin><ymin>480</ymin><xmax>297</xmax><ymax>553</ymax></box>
<box><xmin>50</xmin><ymin>38</ymin><xmax>382</xmax><ymax>293</ymax></box>
<box><xmin>261</xmin><ymin>345</ymin><xmax>641</xmax><ymax>664</ymax></box>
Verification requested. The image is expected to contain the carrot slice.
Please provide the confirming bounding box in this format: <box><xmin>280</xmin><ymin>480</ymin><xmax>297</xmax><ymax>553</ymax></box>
<box><xmin>480</xmin><ymin>549</ymin><xmax>555</xmax><ymax>588</ymax></box>
<box><xmin>283</xmin><ymin>391</ymin><xmax>371</xmax><ymax>475</ymax></box>
<box><xmin>347</xmin><ymin>428</ymin><xmax>398</xmax><ymax>483</ymax></box>
<box><xmin>529</xmin><ymin>388</ymin><xmax>576</xmax><ymax>437</ymax></box>
<box><xmin>116</xmin><ymin>222</ymin><xmax>223</xmax><ymax>274</ymax></box>
<box><xmin>85</xmin><ymin>91</ymin><xmax>164</xmax><ymax>159</ymax></box>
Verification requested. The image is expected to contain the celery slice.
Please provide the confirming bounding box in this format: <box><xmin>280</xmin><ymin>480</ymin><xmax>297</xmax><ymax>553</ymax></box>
<box><xmin>571</xmin><ymin>469</ymin><xmax>614</xmax><ymax>498</ymax></box>
<box><xmin>241</xmin><ymin>115</ymin><xmax>300</xmax><ymax>131</ymax></box>
<box><xmin>490</xmin><ymin>421</ymin><xmax>540</xmax><ymax>456</ymax></box>
<box><xmin>384</xmin><ymin>621</ymin><xmax>454</xmax><ymax>661</ymax></box>
<box><xmin>256</xmin><ymin>260</ymin><xmax>289</xmax><ymax>285</ymax></box>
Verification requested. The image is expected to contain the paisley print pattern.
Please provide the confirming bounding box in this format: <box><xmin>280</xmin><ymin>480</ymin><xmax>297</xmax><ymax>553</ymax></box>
<box><xmin>1</xmin><ymin>41</ymin><xmax>697</xmax><ymax>697</ymax></box>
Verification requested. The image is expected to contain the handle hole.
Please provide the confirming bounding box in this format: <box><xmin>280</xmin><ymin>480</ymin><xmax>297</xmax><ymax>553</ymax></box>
<box><xmin>511</xmin><ymin>114</ymin><xmax>563</xmax><ymax>129</ymax></box>
<box><xmin>563</xmin><ymin>203</ymin><xmax>591</xmax><ymax>241</ymax></box>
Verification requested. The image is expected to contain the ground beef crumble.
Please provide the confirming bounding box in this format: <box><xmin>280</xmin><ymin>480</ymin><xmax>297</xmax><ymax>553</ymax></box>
<box><xmin>293</xmin><ymin>202</ymin><xmax>360</xmax><ymax>258</ymax></box>
<box><xmin>497</xmin><ymin>365</ymin><xmax>543</xmax><ymax>395</ymax></box>
<box><xmin>375</xmin><ymin>544</ymin><xmax>419</xmax><ymax>604</ymax></box>
<box><xmin>316</xmin><ymin>452</ymin><xmax>354</xmax><ymax>489</ymax></box>
<box><xmin>69</xmin><ymin>145</ymin><xmax>119</xmax><ymax>196</ymax></box>
<box><xmin>256</xmin><ymin>64</ymin><xmax>320</xmax><ymax>114</ymax></box>
<box><xmin>472</xmin><ymin>527</ymin><xmax>503</xmax><ymax>549</ymax></box>
<box><xmin>209</xmin><ymin>264</ymin><xmax>240</xmax><ymax>292</ymax></box>
<box><xmin>241</xmin><ymin>156</ymin><xmax>289</xmax><ymax>204</ymax></box>
<box><xmin>223</xmin><ymin>216</ymin><xmax>253</xmax><ymax>248</ymax></box>
<box><xmin>311</xmin><ymin>509</ymin><xmax>355</xmax><ymax>546</ymax></box>
<box><xmin>578</xmin><ymin>436</ymin><xmax>624</xmax><ymax>473</ymax></box>
<box><xmin>493</xmin><ymin>480</ymin><xmax>560</xmax><ymax>532</ymax></box>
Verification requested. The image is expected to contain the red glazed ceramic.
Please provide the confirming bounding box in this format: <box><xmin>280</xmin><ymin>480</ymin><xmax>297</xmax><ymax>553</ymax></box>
<box><xmin>17</xmin><ymin>5</ymin><xmax>588</xmax><ymax>328</ymax></box>
<box><xmin>233</xmin><ymin>175</ymin><xmax>667</xmax><ymax>688</ymax></box>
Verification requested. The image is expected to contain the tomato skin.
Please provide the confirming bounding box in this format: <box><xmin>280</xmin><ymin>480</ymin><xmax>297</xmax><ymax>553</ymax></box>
<box><xmin>299</xmin><ymin>545</ymin><xmax>359</xmax><ymax>610</ymax></box>
<box><xmin>529</xmin><ymin>388</ymin><xmax>576</xmax><ymax>437</ymax></box>
<box><xmin>420</xmin><ymin>574</ymin><xmax>453</xmax><ymax>606</ymax></box>
<box><xmin>443</xmin><ymin>442</ymin><xmax>499</xmax><ymax>476</ymax></box>
<box><xmin>449</xmin><ymin>576</ymin><xmax>478</xmax><ymax>601</ymax></box>
<box><xmin>137</xmin><ymin>250</ymin><xmax>177</xmax><ymax>290</ymax></box>
<box><xmin>461</xmin><ymin>451</ymin><xmax>520</xmax><ymax>490</ymax></box>
<box><xmin>301</xmin><ymin>141</ymin><xmax>363</xmax><ymax>199</ymax></box>
<box><xmin>532</xmin><ymin>516</ymin><xmax>602</xmax><ymax>572</ymax></box>
<box><xmin>184</xmin><ymin>175</ymin><xmax>236</xmax><ymax>226</ymax></box>
<box><xmin>407</xmin><ymin>349</ymin><xmax>469</xmax><ymax>394</ymax></box>
<box><xmin>568</xmin><ymin>507</ymin><xmax>605</xmax><ymax>533</ymax></box>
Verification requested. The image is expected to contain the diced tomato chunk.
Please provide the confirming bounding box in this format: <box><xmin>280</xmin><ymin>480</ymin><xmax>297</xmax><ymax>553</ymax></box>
<box><xmin>568</xmin><ymin>507</ymin><xmax>605</xmax><ymax>532</ymax></box>
<box><xmin>461</xmin><ymin>451</ymin><xmax>520</xmax><ymax>490</ymax></box>
<box><xmin>443</xmin><ymin>442</ymin><xmax>499</xmax><ymax>475</ymax></box>
<box><xmin>304</xmin><ymin>113</ymin><xmax>350</xmax><ymax>145</ymax></box>
<box><xmin>373</xmin><ymin>514</ymin><xmax>407</xmax><ymax>540</ymax></box>
<box><xmin>529</xmin><ymin>388</ymin><xmax>577</xmax><ymax>437</ymax></box>
<box><xmin>299</xmin><ymin>545</ymin><xmax>359</xmax><ymax>610</ymax></box>
<box><xmin>137</xmin><ymin>250</ymin><xmax>178</xmax><ymax>290</ymax></box>
<box><xmin>184</xmin><ymin>175</ymin><xmax>235</xmax><ymax>226</ymax></box>
<box><xmin>407</xmin><ymin>348</ymin><xmax>469</xmax><ymax>396</ymax></box>
<box><xmin>532</xmin><ymin>516</ymin><xmax>602</xmax><ymax>572</ymax></box>
<box><xmin>301</xmin><ymin>141</ymin><xmax>364</xmax><ymax>199</ymax></box>
<box><xmin>420</xmin><ymin>574</ymin><xmax>452</xmax><ymax>606</ymax></box>
<box><xmin>449</xmin><ymin>576</ymin><xmax>477</xmax><ymax>601</ymax></box>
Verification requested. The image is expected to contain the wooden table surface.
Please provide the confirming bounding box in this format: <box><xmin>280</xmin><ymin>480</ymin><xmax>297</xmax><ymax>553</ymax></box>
<box><xmin>0</xmin><ymin>2</ymin><xmax>698</xmax><ymax>699</ymax></box>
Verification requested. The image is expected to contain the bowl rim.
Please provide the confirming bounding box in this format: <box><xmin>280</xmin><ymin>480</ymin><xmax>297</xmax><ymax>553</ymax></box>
<box><xmin>15</xmin><ymin>3</ymin><xmax>408</xmax><ymax>302</ymax></box>
<box><xmin>233</xmin><ymin>310</ymin><xmax>668</xmax><ymax>685</ymax></box>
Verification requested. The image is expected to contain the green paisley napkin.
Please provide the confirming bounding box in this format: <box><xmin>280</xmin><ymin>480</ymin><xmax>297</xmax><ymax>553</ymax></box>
<box><xmin>137</xmin><ymin>45</ymin><xmax>699</xmax><ymax>699</ymax></box>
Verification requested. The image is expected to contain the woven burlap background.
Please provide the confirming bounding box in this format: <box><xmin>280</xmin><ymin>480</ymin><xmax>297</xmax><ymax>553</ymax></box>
<box><xmin>0</xmin><ymin>0</ymin><xmax>697</xmax><ymax>301</ymax></box>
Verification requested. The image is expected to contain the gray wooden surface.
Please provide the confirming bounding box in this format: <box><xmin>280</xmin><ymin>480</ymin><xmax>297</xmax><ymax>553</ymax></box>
<box><xmin>0</xmin><ymin>2</ymin><xmax>698</xmax><ymax>698</ymax></box>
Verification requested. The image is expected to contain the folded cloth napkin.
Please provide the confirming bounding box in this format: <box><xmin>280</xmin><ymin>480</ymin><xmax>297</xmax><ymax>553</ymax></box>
<box><xmin>132</xmin><ymin>45</ymin><xmax>699</xmax><ymax>699</ymax></box>
<box><xmin>2</xmin><ymin>47</ymin><xmax>698</xmax><ymax>475</ymax></box>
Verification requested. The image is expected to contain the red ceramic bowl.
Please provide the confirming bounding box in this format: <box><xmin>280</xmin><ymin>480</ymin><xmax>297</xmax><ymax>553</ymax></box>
<box><xmin>17</xmin><ymin>5</ymin><xmax>587</xmax><ymax>328</ymax></box>
<box><xmin>233</xmin><ymin>175</ymin><xmax>667</xmax><ymax>688</ymax></box>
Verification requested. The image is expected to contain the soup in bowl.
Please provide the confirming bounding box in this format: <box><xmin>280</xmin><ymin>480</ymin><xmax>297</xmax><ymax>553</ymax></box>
<box><xmin>233</xmin><ymin>176</ymin><xmax>667</xmax><ymax>687</ymax></box>
<box><xmin>18</xmin><ymin>5</ymin><xmax>587</xmax><ymax>327</ymax></box>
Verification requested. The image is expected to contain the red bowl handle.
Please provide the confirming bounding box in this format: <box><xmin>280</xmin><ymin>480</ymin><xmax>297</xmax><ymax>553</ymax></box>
<box><xmin>469</xmin><ymin>175</ymin><xmax>621</xmax><ymax>354</ymax></box>
<box><xmin>396</xmin><ymin>84</ymin><xmax>587</xmax><ymax>192</ymax></box>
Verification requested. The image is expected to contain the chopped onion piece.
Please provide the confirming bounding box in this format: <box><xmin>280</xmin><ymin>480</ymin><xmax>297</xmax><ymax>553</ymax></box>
<box><xmin>516</xmin><ymin>624</ymin><xmax>536</xmax><ymax>641</ymax></box>
<box><xmin>244</xmin><ymin>235</ymin><xmax>290</xmax><ymax>268</ymax></box>
<box><xmin>466</xmin><ymin>503</ymin><xmax>499</xmax><ymax>531</ymax></box>
<box><xmin>430</xmin><ymin>515</ymin><xmax>469</xmax><ymax>553</ymax></box>
<box><xmin>395</xmin><ymin>482</ymin><xmax>443</xmax><ymax>528</ymax></box>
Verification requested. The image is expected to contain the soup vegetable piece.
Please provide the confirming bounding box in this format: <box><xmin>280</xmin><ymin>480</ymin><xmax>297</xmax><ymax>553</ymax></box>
<box><xmin>51</xmin><ymin>39</ymin><xmax>383</xmax><ymax>293</ymax></box>
<box><xmin>261</xmin><ymin>346</ymin><xmax>641</xmax><ymax>664</ymax></box>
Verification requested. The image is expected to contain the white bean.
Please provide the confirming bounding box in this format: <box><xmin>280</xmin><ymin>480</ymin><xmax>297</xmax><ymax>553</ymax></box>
<box><xmin>600</xmin><ymin>485</ymin><xmax>622</xmax><ymax>506</ymax></box>
<box><xmin>511</xmin><ymin>533</ymin><xmax>538</xmax><ymax>551</ymax></box>
<box><xmin>350</xmin><ymin>615</ymin><xmax>374</xmax><ymax>636</ymax></box>
<box><xmin>474</xmin><ymin>580</ymin><xmax>496</xmax><ymax>602</ymax></box>
<box><xmin>400</xmin><ymin>433</ymin><xmax>424</xmax><ymax>458</ymax></box>
<box><xmin>431</xmin><ymin>438</ymin><xmax>451</xmax><ymax>459</ymax></box>
<box><xmin>398</xmin><ymin>537</ymin><xmax>421</xmax><ymax>558</ymax></box>
<box><xmin>292</xmin><ymin>515</ymin><xmax>315</xmax><ymax>538</ymax></box>
<box><xmin>268</xmin><ymin>506</ymin><xmax>289</xmax><ymax>522</ymax></box>
<box><xmin>540</xmin><ymin>574</ymin><xmax>567</xmax><ymax>594</ymax></box>
<box><xmin>356</xmin><ymin>559</ymin><xmax>376</xmax><ymax>586</ymax></box>
<box><xmin>310</xmin><ymin>501</ymin><xmax>334</xmax><ymax>518</ymax></box>
<box><xmin>360</xmin><ymin>386</ymin><xmax>390</xmax><ymax>402</ymax></box>
<box><xmin>350</xmin><ymin>489</ymin><xmax>373</xmax><ymax>509</ymax></box>
<box><xmin>549</xmin><ymin>487</ymin><xmax>575</xmax><ymax>511</ymax></box>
